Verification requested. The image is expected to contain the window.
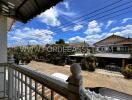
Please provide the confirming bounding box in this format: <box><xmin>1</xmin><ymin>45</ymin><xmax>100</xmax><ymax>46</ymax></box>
<box><xmin>113</xmin><ymin>47</ymin><xmax>117</xmax><ymax>52</ymax></box>
<box><xmin>108</xmin><ymin>47</ymin><xmax>112</xmax><ymax>52</ymax></box>
<box><xmin>120</xmin><ymin>46</ymin><xmax>128</xmax><ymax>52</ymax></box>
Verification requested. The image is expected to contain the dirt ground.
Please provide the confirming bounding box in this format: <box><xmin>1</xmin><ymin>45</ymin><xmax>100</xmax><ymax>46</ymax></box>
<box><xmin>27</xmin><ymin>61</ymin><xmax>132</xmax><ymax>95</ymax></box>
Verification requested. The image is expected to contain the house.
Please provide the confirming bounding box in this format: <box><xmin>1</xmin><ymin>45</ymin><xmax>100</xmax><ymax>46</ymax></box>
<box><xmin>94</xmin><ymin>34</ymin><xmax>132</xmax><ymax>53</ymax></box>
<box><xmin>69</xmin><ymin>35</ymin><xmax>132</xmax><ymax>70</ymax></box>
<box><xmin>68</xmin><ymin>42</ymin><xmax>90</xmax><ymax>53</ymax></box>
<box><xmin>94</xmin><ymin>34</ymin><xmax>132</xmax><ymax>69</ymax></box>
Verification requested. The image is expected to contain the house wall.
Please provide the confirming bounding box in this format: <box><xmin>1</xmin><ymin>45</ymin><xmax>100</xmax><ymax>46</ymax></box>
<box><xmin>128</xmin><ymin>45</ymin><xmax>132</xmax><ymax>53</ymax></box>
<box><xmin>0</xmin><ymin>15</ymin><xmax>7</xmax><ymax>97</ymax></box>
<box><xmin>96</xmin><ymin>45</ymin><xmax>132</xmax><ymax>54</ymax></box>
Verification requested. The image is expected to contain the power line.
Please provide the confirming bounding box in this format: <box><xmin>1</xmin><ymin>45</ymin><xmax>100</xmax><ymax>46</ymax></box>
<box><xmin>53</xmin><ymin>5</ymin><xmax>132</xmax><ymax>34</ymax></box>
<box><xmin>10</xmin><ymin>9</ymin><xmax>132</xmax><ymax>45</ymax></box>
<box><xmin>55</xmin><ymin>9</ymin><xmax>131</xmax><ymax>39</ymax></box>
<box><xmin>92</xmin><ymin>6</ymin><xmax>132</xmax><ymax>21</ymax></box>
<box><xmin>51</xmin><ymin>0</ymin><xmax>132</xmax><ymax>32</ymax></box>
<box><xmin>58</xmin><ymin>0</ymin><xmax>112</xmax><ymax>25</ymax></box>
<box><xmin>10</xmin><ymin>0</ymin><xmax>132</xmax><ymax>38</ymax></box>
<box><xmin>11</xmin><ymin>7</ymin><xmax>132</xmax><ymax>42</ymax></box>
<box><xmin>11</xmin><ymin>0</ymin><xmax>123</xmax><ymax>31</ymax></box>
<box><xmin>51</xmin><ymin>0</ymin><xmax>124</xmax><ymax>30</ymax></box>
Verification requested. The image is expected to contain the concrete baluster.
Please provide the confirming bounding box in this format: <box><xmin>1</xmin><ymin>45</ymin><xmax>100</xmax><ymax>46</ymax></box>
<box><xmin>8</xmin><ymin>55</ymin><xmax>15</xmax><ymax>100</ymax></box>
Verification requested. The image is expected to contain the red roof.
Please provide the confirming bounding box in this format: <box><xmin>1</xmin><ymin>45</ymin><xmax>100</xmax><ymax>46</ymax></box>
<box><xmin>94</xmin><ymin>35</ymin><xmax>126</xmax><ymax>46</ymax></box>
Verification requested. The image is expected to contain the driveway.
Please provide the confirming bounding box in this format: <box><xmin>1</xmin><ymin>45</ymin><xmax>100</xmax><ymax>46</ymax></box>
<box><xmin>27</xmin><ymin>61</ymin><xmax>132</xmax><ymax>95</ymax></box>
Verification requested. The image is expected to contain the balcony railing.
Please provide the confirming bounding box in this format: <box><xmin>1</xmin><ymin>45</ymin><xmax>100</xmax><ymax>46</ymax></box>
<box><xmin>0</xmin><ymin>57</ymin><xmax>84</xmax><ymax>100</ymax></box>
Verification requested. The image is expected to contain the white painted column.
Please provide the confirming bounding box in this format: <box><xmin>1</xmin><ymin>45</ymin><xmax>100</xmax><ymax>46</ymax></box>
<box><xmin>0</xmin><ymin>15</ymin><xmax>7</xmax><ymax>63</ymax></box>
<box><xmin>0</xmin><ymin>15</ymin><xmax>7</xmax><ymax>97</ymax></box>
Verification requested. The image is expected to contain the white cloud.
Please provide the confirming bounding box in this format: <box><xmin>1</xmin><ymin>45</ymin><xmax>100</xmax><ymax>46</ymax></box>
<box><xmin>29</xmin><ymin>40</ymin><xmax>39</xmax><ymax>44</ymax></box>
<box><xmin>62</xmin><ymin>27</ymin><xmax>72</xmax><ymax>32</ymax></box>
<box><xmin>73</xmin><ymin>24</ymin><xmax>83</xmax><ymax>31</ymax></box>
<box><xmin>68</xmin><ymin>24</ymin><xmax>132</xmax><ymax>44</ymax></box>
<box><xmin>85</xmin><ymin>32</ymin><xmax>107</xmax><ymax>44</ymax></box>
<box><xmin>9</xmin><ymin>27</ymin><xmax>55</xmax><ymax>45</ymax></box>
<box><xmin>68</xmin><ymin>36</ymin><xmax>85</xmax><ymax>43</ymax></box>
<box><xmin>106</xmin><ymin>20</ymin><xmax>114</xmax><ymax>28</ymax></box>
<box><xmin>61</xmin><ymin>24</ymin><xmax>83</xmax><ymax>32</ymax></box>
<box><xmin>68</xmin><ymin>33</ymin><xmax>107</xmax><ymax>44</ymax></box>
<box><xmin>11</xmin><ymin>36</ymin><xmax>22</xmax><ymax>41</ymax></box>
<box><xmin>38</xmin><ymin>8</ymin><xmax>61</xmax><ymax>27</ymax></box>
<box><xmin>97</xmin><ymin>24</ymin><xmax>132</xmax><ymax>43</ymax></box>
<box><xmin>62</xmin><ymin>1</ymin><xmax>70</xmax><ymax>10</ymax></box>
<box><xmin>38</xmin><ymin>2</ymin><xmax>76</xmax><ymax>27</ymax></box>
<box><xmin>123</xmin><ymin>25</ymin><xmax>132</xmax><ymax>30</ymax></box>
<box><xmin>85</xmin><ymin>20</ymin><xmax>102</xmax><ymax>34</ymax></box>
<box><xmin>122</xmin><ymin>18</ymin><xmax>132</xmax><ymax>24</ymax></box>
<box><xmin>68</xmin><ymin>21</ymin><xmax>103</xmax><ymax>44</ymax></box>
<box><xmin>57</xmin><ymin>9</ymin><xmax>76</xmax><ymax>17</ymax></box>
<box><xmin>58</xmin><ymin>1</ymin><xmax>76</xmax><ymax>17</ymax></box>
<box><xmin>107</xmin><ymin>25</ymin><xmax>132</xmax><ymax>38</ymax></box>
<box><xmin>110</xmin><ymin>25</ymin><xmax>132</xmax><ymax>32</ymax></box>
<box><xmin>110</xmin><ymin>26</ymin><xmax>122</xmax><ymax>32</ymax></box>
<box><xmin>94</xmin><ymin>24</ymin><xmax>132</xmax><ymax>44</ymax></box>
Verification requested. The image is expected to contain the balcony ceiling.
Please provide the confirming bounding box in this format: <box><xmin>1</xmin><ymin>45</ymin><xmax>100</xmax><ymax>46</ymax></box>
<box><xmin>0</xmin><ymin>0</ymin><xmax>62</xmax><ymax>23</ymax></box>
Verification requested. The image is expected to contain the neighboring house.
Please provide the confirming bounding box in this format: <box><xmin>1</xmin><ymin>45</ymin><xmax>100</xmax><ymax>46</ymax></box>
<box><xmin>94</xmin><ymin>34</ymin><xmax>132</xmax><ymax>54</ymax></box>
<box><xmin>69</xmin><ymin>35</ymin><xmax>132</xmax><ymax>71</ymax></box>
<box><xmin>94</xmin><ymin>35</ymin><xmax>132</xmax><ymax>69</ymax></box>
<box><xmin>68</xmin><ymin>42</ymin><xmax>96</xmax><ymax>54</ymax></box>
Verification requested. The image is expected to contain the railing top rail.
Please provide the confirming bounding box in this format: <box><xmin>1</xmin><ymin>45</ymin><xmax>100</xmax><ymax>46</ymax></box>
<box><xmin>8</xmin><ymin>63</ymin><xmax>69</xmax><ymax>98</ymax></box>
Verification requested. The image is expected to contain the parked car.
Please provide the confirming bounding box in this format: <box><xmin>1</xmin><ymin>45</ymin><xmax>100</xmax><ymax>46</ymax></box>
<box><xmin>105</xmin><ymin>63</ymin><xmax>121</xmax><ymax>71</ymax></box>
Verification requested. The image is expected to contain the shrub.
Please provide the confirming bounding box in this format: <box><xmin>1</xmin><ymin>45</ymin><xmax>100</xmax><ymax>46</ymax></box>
<box><xmin>87</xmin><ymin>56</ymin><xmax>96</xmax><ymax>72</ymax></box>
<box><xmin>10</xmin><ymin>47</ymin><xmax>32</xmax><ymax>65</ymax></box>
<box><xmin>8</xmin><ymin>39</ymin><xmax>75</xmax><ymax>66</ymax></box>
<box><xmin>121</xmin><ymin>64</ymin><xmax>132</xmax><ymax>79</ymax></box>
<box><xmin>46</xmin><ymin>44</ymin><xmax>75</xmax><ymax>66</ymax></box>
<box><xmin>81</xmin><ymin>58</ymin><xmax>88</xmax><ymax>70</ymax></box>
<box><xmin>81</xmin><ymin>56</ymin><xmax>96</xmax><ymax>71</ymax></box>
<box><xmin>88</xmin><ymin>62</ymin><xmax>96</xmax><ymax>72</ymax></box>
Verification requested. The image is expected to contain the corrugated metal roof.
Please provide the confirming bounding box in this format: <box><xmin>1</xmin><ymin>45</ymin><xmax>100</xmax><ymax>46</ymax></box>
<box><xmin>0</xmin><ymin>0</ymin><xmax>63</xmax><ymax>23</ymax></box>
<box><xmin>70</xmin><ymin>53</ymin><xmax>131</xmax><ymax>59</ymax></box>
<box><xmin>94</xmin><ymin>53</ymin><xmax>131</xmax><ymax>59</ymax></box>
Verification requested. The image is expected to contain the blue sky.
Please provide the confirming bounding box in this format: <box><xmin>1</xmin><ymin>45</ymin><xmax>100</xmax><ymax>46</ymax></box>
<box><xmin>8</xmin><ymin>0</ymin><xmax>132</xmax><ymax>46</ymax></box>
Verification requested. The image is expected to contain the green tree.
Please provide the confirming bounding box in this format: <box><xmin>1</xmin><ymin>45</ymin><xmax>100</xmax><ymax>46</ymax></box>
<box><xmin>47</xmin><ymin>39</ymin><xmax>75</xmax><ymax>65</ymax></box>
<box><xmin>56</xmin><ymin>39</ymin><xmax>65</xmax><ymax>44</ymax></box>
